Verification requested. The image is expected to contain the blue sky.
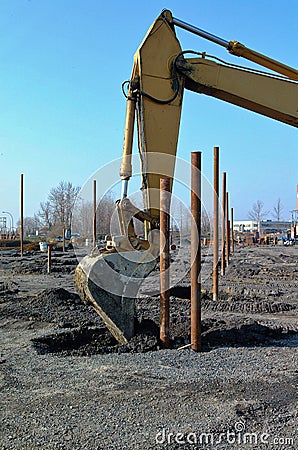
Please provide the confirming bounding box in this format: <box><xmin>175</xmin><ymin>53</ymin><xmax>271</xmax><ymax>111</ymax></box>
<box><xmin>0</xmin><ymin>0</ymin><xmax>297</xmax><ymax>226</ymax></box>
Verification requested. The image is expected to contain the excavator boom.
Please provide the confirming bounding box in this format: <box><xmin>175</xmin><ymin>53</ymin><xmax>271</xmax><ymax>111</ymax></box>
<box><xmin>179</xmin><ymin>56</ymin><xmax>297</xmax><ymax>127</ymax></box>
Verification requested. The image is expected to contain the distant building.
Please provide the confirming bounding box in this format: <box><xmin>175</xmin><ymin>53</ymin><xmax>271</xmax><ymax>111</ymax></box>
<box><xmin>233</xmin><ymin>220</ymin><xmax>290</xmax><ymax>234</ymax></box>
<box><xmin>233</xmin><ymin>221</ymin><xmax>258</xmax><ymax>233</ymax></box>
<box><xmin>260</xmin><ymin>220</ymin><xmax>291</xmax><ymax>234</ymax></box>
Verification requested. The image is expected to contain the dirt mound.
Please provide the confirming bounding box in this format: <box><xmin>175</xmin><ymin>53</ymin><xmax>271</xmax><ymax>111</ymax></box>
<box><xmin>39</xmin><ymin>287</ymin><xmax>79</xmax><ymax>303</ymax></box>
<box><xmin>32</xmin><ymin>320</ymin><xmax>160</xmax><ymax>356</ymax></box>
<box><xmin>0</xmin><ymin>239</ymin><xmax>30</xmax><ymax>248</ymax></box>
<box><xmin>32</xmin><ymin>326</ymin><xmax>117</xmax><ymax>356</ymax></box>
<box><xmin>10</xmin><ymin>257</ymin><xmax>77</xmax><ymax>275</ymax></box>
<box><xmin>1</xmin><ymin>287</ymin><xmax>104</xmax><ymax>328</ymax></box>
<box><xmin>0</xmin><ymin>280</ymin><xmax>19</xmax><ymax>298</ymax></box>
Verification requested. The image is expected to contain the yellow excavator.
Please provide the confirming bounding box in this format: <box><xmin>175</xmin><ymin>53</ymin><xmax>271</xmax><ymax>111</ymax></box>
<box><xmin>74</xmin><ymin>10</ymin><xmax>298</xmax><ymax>344</ymax></box>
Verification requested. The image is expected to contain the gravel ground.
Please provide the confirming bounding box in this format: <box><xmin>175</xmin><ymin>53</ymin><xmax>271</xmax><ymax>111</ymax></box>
<box><xmin>1</xmin><ymin>244</ymin><xmax>297</xmax><ymax>449</ymax></box>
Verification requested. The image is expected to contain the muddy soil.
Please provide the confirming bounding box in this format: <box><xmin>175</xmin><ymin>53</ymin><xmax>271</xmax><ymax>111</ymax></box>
<box><xmin>1</xmin><ymin>244</ymin><xmax>297</xmax><ymax>449</ymax></box>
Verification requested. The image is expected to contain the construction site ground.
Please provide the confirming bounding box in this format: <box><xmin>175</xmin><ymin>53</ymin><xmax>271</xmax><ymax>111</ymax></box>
<box><xmin>1</xmin><ymin>243</ymin><xmax>297</xmax><ymax>449</ymax></box>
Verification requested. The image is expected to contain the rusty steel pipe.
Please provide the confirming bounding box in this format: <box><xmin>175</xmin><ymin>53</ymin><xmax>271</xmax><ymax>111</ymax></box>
<box><xmin>93</xmin><ymin>180</ymin><xmax>97</xmax><ymax>248</ymax></box>
<box><xmin>190</xmin><ymin>152</ymin><xmax>202</xmax><ymax>352</ymax></box>
<box><xmin>160</xmin><ymin>178</ymin><xmax>171</xmax><ymax>348</ymax></box>
<box><xmin>228</xmin><ymin>220</ymin><xmax>232</xmax><ymax>258</ymax></box>
<box><xmin>213</xmin><ymin>147</ymin><xmax>219</xmax><ymax>301</ymax></box>
<box><xmin>20</xmin><ymin>173</ymin><xmax>24</xmax><ymax>257</ymax></box>
<box><xmin>160</xmin><ymin>179</ymin><xmax>171</xmax><ymax>347</ymax></box>
<box><xmin>225</xmin><ymin>191</ymin><xmax>230</xmax><ymax>266</ymax></box>
<box><xmin>47</xmin><ymin>245</ymin><xmax>52</xmax><ymax>274</ymax></box>
<box><xmin>221</xmin><ymin>172</ymin><xmax>226</xmax><ymax>276</ymax></box>
<box><xmin>231</xmin><ymin>207</ymin><xmax>234</xmax><ymax>254</ymax></box>
<box><xmin>63</xmin><ymin>227</ymin><xmax>66</xmax><ymax>253</ymax></box>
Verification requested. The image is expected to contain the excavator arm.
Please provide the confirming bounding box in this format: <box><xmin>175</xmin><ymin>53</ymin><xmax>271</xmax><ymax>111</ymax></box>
<box><xmin>119</xmin><ymin>9</ymin><xmax>297</xmax><ymax>229</ymax></box>
<box><xmin>75</xmin><ymin>10</ymin><xmax>298</xmax><ymax>343</ymax></box>
<box><xmin>179</xmin><ymin>56</ymin><xmax>297</xmax><ymax>127</ymax></box>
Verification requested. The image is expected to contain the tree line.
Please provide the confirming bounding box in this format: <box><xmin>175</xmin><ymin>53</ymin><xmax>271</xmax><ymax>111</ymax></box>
<box><xmin>20</xmin><ymin>180</ymin><xmax>287</xmax><ymax>239</ymax></box>
<box><xmin>20</xmin><ymin>181</ymin><xmax>117</xmax><ymax>239</ymax></box>
<box><xmin>21</xmin><ymin>180</ymin><xmax>213</xmax><ymax>239</ymax></box>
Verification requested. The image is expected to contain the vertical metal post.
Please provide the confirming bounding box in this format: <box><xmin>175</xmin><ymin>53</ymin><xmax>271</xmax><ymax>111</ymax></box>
<box><xmin>93</xmin><ymin>180</ymin><xmax>97</xmax><ymax>248</ymax></box>
<box><xmin>160</xmin><ymin>178</ymin><xmax>171</xmax><ymax>348</ymax></box>
<box><xmin>221</xmin><ymin>172</ymin><xmax>226</xmax><ymax>276</ymax></box>
<box><xmin>63</xmin><ymin>227</ymin><xmax>66</xmax><ymax>252</ymax></box>
<box><xmin>228</xmin><ymin>220</ymin><xmax>232</xmax><ymax>260</ymax></box>
<box><xmin>20</xmin><ymin>173</ymin><xmax>24</xmax><ymax>257</ymax></box>
<box><xmin>47</xmin><ymin>245</ymin><xmax>51</xmax><ymax>274</ymax></box>
<box><xmin>191</xmin><ymin>152</ymin><xmax>201</xmax><ymax>352</ymax></box>
<box><xmin>225</xmin><ymin>191</ymin><xmax>230</xmax><ymax>266</ymax></box>
<box><xmin>231</xmin><ymin>207</ymin><xmax>234</xmax><ymax>254</ymax></box>
<box><xmin>213</xmin><ymin>147</ymin><xmax>219</xmax><ymax>301</ymax></box>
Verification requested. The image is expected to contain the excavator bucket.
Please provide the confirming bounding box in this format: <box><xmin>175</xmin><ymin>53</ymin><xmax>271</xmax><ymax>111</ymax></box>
<box><xmin>74</xmin><ymin>249</ymin><xmax>157</xmax><ymax>344</ymax></box>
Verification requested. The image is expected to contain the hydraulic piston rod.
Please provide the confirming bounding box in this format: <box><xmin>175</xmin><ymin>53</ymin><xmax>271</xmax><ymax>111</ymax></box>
<box><xmin>172</xmin><ymin>15</ymin><xmax>229</xmax><ymax>48</ymax></box>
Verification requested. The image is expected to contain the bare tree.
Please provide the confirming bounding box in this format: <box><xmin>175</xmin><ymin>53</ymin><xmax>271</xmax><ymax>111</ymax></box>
<box><xmin>48</xmin><ymin>181</ymin><xmax>80</xmax><ymax>226</ymax></box>
<box><xmin>72</xmin><ymin>200</ymin><xmax>93</xmax><ymax>237</ymax></box>
<box><xmin>38</xmin><ymin>181</ymin><xmax>80</xmax><ymax>230</ymax></box>
<box><xmin>248</xmin><ymin>200</ymin><xmax>269</xmax><ymax>222</ymax></box>
<box><xmin>96</xmin><ymin>193</ymin><xmax>117</xmax><ymax>237</ymax></box>
<box><xmin>170</xmin><ymin>199</ymin><xmax>190</xmax><ymax>236</ymax></box>
<box><xmin>39</xmin><ymin>201</ymin><xmax>53</xmax><ymax>229</ymax></box>
<box><xmin>16</xmin><ymin>216</ymin><xmax>43</xmax><ymax>237</ymax></box>
<box><xmin>72</xmin><ymin>193</ymin><xmax>116</xmax><ymax>238</ymax></box>
<box><xmin>201</xmin><ymin>208</ymin><xmax>211</xmax><ymax>236</ymax></box>
<box><xmin>272</xmin><ymin>198</ymin><xmax>283</xmax><ymax>221</ymax></box>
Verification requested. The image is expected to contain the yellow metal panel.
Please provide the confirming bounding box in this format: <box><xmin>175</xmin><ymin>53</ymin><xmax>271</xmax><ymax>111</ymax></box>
<box><xmin>133</xmin><ymin>13</ymin><xmax>184</xmax><ymax>217</ymax></box>
<box><xmin>181</xmin><ymin>57</ymin><xmax>298</xmax><ymax>127</ymax></box>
